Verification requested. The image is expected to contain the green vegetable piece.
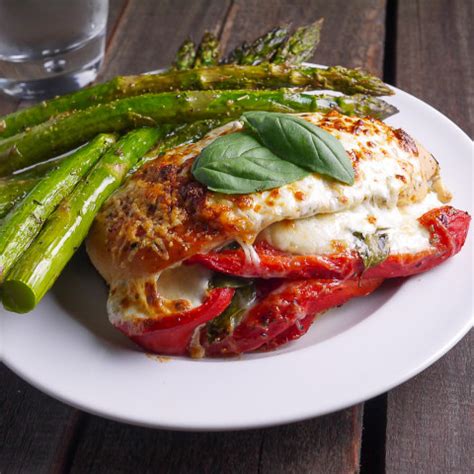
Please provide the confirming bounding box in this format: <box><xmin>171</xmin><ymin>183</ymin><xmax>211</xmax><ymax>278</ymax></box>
<box><xmin>210</xmin><ymin>273</ymin><xmax>252</xmax><ymax>289</ymax></box>
<box><xmin>242</xmin><ymin>111</ymin><xmax>355</xmax><ymax>184</ymax></box>
<box><xmin>206</xmin><ymin>284</ymin><xmax>257</xmax><ymax>343</ymax></box>
<box><xmin>191</xmin><ymin>131</ymin><xmax>308</xmax><ymax>194</ymax></box>
<box><xmin>273</xmin><ymin>19</ymin><xmax>324</xmax><ymax>65</ymax></box>
<box><xmin>354</xmin><ymin>231</ymin><xmax>390</xmax><ymax>269</ymax></box>
<box><xmin>0</xmin><ymin>177</ymin><xmax>39</xmax><ymax>218</ymax></box>
<box><xmin>193</xmin><ymin>32</ymin><xmax>220</xmax><ymax>68</ymax></box>
<box><xmin>0</xmin><ymin>134</ymin><xmax>116</xmax><ymax>283</ymax></box>
<box><xmin>2</xmin><ymin>127</ymin><xmax>159</xmax><ymax>313</ymax></box>
<box><xmin>172</xmin><ymin>38</ymin><xmax>196</xmax><ymax>70</ymax></box>
<box><xmin>226</xmin><ymin>27</ymin><xmax>288</xmax><ymax>65</ymax></box>
<box><xmin>0</xmin><ymin>64</ymin><xmax>393</xmax><ymax>140</ymax></box>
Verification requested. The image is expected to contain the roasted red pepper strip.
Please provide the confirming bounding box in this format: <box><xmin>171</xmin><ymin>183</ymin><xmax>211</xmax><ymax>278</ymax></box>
<box><xmin>259</xmin><ymin>206</ymin><xmax>471</xmax><ymax>352</ymax></box>
<box><xmin>188</xmin><ymin>206</ymin><xmax>470</xmax><ymax>280</ymax></box>
<box><xmin>116</xmin><ymin>287</ymin><xmax>235</xmax><ymax>355</ymax></box>
<box><xmin>365</xmin><ymin>206</ymin><xmax>470</xmax><ymax>278</ymax></box>
<box><xmin>258</xmin><ymin>313</ymin><xmax>316</xmax><ymax>352</ymax></box>
<box><xmin>198</xmin><ymin>278</ymin><xmax>383</xmax><ymax>357</ymax></box>
<box><xmin>189</xmin><ymin>240</ymin><xmax>363</xmax><ymax>279</ymax></box>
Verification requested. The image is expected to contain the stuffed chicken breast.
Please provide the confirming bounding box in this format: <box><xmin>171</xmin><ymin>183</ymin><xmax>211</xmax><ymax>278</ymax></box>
<box><xmin>86</xmin><ymin>111</ymin><xmax>470</xmax><ymax>357</ymax></box>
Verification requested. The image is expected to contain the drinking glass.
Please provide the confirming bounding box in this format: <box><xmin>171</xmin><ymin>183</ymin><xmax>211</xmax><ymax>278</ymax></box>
<box><xmin>0</xmin><ymin>0</ymin><xmax>109</xmax><ymax>99</ymax></box>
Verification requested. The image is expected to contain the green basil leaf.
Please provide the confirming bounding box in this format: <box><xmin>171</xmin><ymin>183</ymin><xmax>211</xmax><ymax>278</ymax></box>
<box><xmin>353</xmin><ymin>230</ymin><xmax>390</xmax><ymax>269</ymax></box>
<box><xmin>206</xmin><ymin>284</ymin><xmax>257</xmax><ymax>343</ymax></box>
<box><xmin>242</xmin><ymin>111</ymin><xmax>355</xmax><ymax>185</ymax></box>
<box><xmin>191</xmin><ymin>132</ymin><xmax>308</xmax><ymax>194</ymax></box>
<box><xmin>210</xmin><ymin>273</ymin><xmax>253</xmax><ymax>289</ymax></box>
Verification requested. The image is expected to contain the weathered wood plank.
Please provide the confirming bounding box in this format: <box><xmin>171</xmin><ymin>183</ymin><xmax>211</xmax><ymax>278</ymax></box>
<box><xmin>223</xmin><ymin>0</ymin><xmax>387</xmax><ymax>75</ymax></box>
<box><xmin>100</xmin><ymin>0</ymin><xmax>232</xmax><ymax>79</ymax></box>
<box><xmin>0</xmin><ymin>365</ymin><xmax>81</xmax><ymax>474</ymax></box>
<box><xmin>393</xmin><ymin>0</ymin><xmax>473</xmax><ymax>136</ymax></box>
<box><xmin>386</xmin><ymin>332</ymin><xmax>474</xmax><ymax>473</ymax></box>
<box><xmin>386</xmin><ymin>0</ymin><xmax>473</xmax><ymax>472</ymax></box>
<box><xmin>67</xmin><ymin>407</ymin><xmax>362</xmax><ymax>474</ymax></box>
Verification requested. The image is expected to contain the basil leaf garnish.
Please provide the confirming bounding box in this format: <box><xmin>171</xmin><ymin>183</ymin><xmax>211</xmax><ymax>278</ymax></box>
<box><xmin>210</xmin><ymin>273</ymin><xmax>253</xmax><ymax>289</ymax></box>
<box><xmin>191</xmin><ymin>132</ymin><xmax>308</xmax><ymax>194</ymax></box>
<box><xmin>242</xmin><ymin>112</ymin><xmax>355</xmax><ymax>185</ymax></box>
<box><xmin>354</xmin><ymin>230</ymin><xmax>390</xmax><ymax>269</ymax></box>
<box><xmin>206</xmin><ymin>284</ymin><xmax>257</xmax><ymax>343</ymax></box>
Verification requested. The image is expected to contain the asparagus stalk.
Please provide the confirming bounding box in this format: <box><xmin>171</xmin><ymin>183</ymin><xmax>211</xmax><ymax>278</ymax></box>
<box><xmin>0</xmin><ymin>119</ymin><xmax>227</xmax><ymax>215</ymax></box>
<box><xmin>0</xmin><ymin>176</ymin><xmax>40</xmax><ymax>218</ymax></box>
<box><xmin>172</xmin><ymin>38</ymin><xmax>196</xmax><ymax>70</ymax></box>
<box><xmin>0</xmin><ymin>177</ymin><xmax>38</xmax><ymax>218</ymax></box>
<box><xmin>0</xmin><ymin>134</ymin><xmax>116</xmax><ymax>282</ymax></box>
<box><xmin>0</xmin><ymin>89</ymin><xmax>397</xmax><ymax>175</ymax></box>
<box><xmin>194</xmin><ymin>32</ymin><xmax>220</xmax><ymax>68</ymax></box>
<box><xmin>226</xmin><ymin>27</ymin><xmax>288</xmax><ymax>65</ymax></box>
<box><xmin>2</xmin><ymin>128</ymin><xmax>159</xmax><ymax>313</ymax></box>
<box><xmin>273</xmin><ymin>19</ymin><xmax>324</xmax><ymax>64</ymax></box>
<box><xmin>0</xmin><ymin>64</ymin><xmax>392</xmax><ymax>139</ymax></box>
<box><xmin>0</xmin><ymin>157</ymin><xmax>70</xmax><ymax>217</ymax></box>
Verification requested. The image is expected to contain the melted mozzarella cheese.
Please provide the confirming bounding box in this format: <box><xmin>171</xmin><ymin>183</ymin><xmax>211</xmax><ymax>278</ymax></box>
<box><xmin>259</xmin><ymin>192</ymin><xmax>443</xmax><ymax>256</ymax></box>
<box><xmin>155</xmin><ymin>264</ymin><xmax>212</xmax><ymax>308</ymax></box>
<box><xmin>107</xmin><ymin>264</ymin><xmax>212</xmax><ymax>327</ymax></box>
<box><xmin>210</xmin><ymin>139</ymin><xmax>412</xmax><ymax>240</ymax></box>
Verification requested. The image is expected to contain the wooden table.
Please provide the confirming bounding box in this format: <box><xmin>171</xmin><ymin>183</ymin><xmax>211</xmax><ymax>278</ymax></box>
<box><xmin>1</xmin><ymin>1</ymin><xmax>472</xmax><ymax>472</ymax></box>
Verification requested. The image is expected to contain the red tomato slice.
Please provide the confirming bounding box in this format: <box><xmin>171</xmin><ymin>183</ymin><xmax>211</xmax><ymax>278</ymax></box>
<box><xmin>116</xmin><ymin>287</ymin><xmax>235</xmax><ymax>355</ymax></box>
<box><xmin>188</xmin><ymin>206</ymin><xmax>470</xmax><ymax>280</ymax></box>
<box><xmin>198</xmin><ymin>278</ymin><xmax>384</xmax><ymax>357</ymax></box>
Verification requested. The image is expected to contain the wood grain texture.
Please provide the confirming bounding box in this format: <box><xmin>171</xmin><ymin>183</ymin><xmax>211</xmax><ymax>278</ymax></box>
<box><xmin>100</xmin><ymin>0</ymin><xmax>231</xmax><ymax>79</ymax></box>
<box><xmin>386</xmin><ymin>0</ymin><xmax>473</xmax><ymax>472</ymax></box>
<box><xmin>394</xmin><ymin>0</ymin><xmax>473</xmax><ymax>136</ymax></box>
<box><xmin>223</xmin><ymin>0</ymin><xmax>387</xmax><ymax>75</ymax></box>
<box><xmin>0</xmin><ymin>365</ymin><xmax>81</xmax><ymax>474</ymax></box>
<box><xmin>386</xmin><ymin>331</ymin><xmax>474</xmax><ymax>474</ymax></box>
<box><xmin>66</xmin><ymin>406</ymin><xmax>362</xmax><ymax>474</ymax></box>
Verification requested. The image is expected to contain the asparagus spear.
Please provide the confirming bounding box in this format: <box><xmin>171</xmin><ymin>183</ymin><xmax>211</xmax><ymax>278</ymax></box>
<box><xmin>194</xmin><ymin>32</ymin><xmax>220</xmax><ymax>68</ymax></box>
<box><xmin>226</xmin><ymin>27</ymin><xmax>288</xmax><ymax>65</ymax></box>
<box><xmin>0</xmin><ymin>157</ymin><xmax>70</xmax><ymax>217</ymax></box>
<box><xmin>0</xmin><ymin>90</ymin><xmax>397</xmax><ymax>175</ymax></box>
<box><xmin>2</xmin><ymin>127</ymin><xmax>159</xmax><ymax>313</ymax></box>
<box><xmin>274</xmin><ymin>19</ymin><xmax>324</xmax><ymax>64</ymax></box>
<box><xmin>0</xmin><ymin>177</ymin><xmax>38</xmax><ymax>218</ymax></box>
<box><xmin>0</xmin><ymin>134</ymin><xmax>116</xmax><ymax>282</ymax></box>
<box><xmin>172</xmin><ymin>38</ymin><xmax>197</xmax><ymax>70</ymax></box>
<box><xmin>0</xmin><ymin>64</ymin><xmax>392</xmax><ymax>139</ymax></box>
<box><xmin>0</xmin><ymin>119</ymin><xmax>227</xmax><ymax>215</ymax></box>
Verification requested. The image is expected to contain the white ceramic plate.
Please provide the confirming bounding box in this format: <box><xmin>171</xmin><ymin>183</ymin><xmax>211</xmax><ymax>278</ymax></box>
<box><xmin>1</xmin><ymin>67</ymin><xmax>473</xmax><ymax>431</ymax></box>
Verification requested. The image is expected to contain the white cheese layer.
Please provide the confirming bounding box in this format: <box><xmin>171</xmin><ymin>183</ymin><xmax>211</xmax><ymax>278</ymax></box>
<box><xmin>208</xmin><ymin>116</ymin><xmax>422</xmax><ymax>240</ymax></box>
<box><xmin>108</xmin><ymin>264</ymin><xmax>212</xmax><ymax>326</ymax></box>
<box><xmin>155</xmin><ymin>264</ymin><xmax>212</xmax><ymax>307</ymax></box>
<box><xmin>259</xmin><ymin>192</ymin><xmax>443</xmax><ymax>256</ymax></box>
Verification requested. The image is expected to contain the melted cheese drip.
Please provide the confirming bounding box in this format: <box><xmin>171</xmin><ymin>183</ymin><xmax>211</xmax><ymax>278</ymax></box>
<box><xmin>156</xmin><ymin>264</ymin><xmax>212</xmax><ymax>307</ymax></box>
<box><xmin>237</xmin><ymin>238</ymin><xmax>261</xmax><ymax>267</ymax></box>
<box><xmin>107</xmin><ymin>264</ymin><xmax>212</xmax><ymax>326</ymax></box>
<box><xmin>259</xmin><ymin>192</ymin><xmax>443</xmax><ymax>256</ymax></box>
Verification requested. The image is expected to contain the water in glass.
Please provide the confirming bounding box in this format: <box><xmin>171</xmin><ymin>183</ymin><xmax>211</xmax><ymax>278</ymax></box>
<box><xmin>0</xmin><ymin>0</ymin><xmax>109</xmax><ymax>99</ymax></box>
